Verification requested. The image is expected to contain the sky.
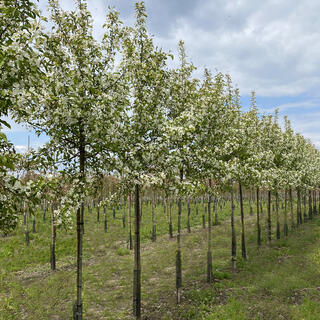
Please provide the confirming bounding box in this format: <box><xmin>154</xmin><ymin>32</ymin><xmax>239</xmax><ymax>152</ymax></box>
<box><xmin>5</xmin><ymin>0</ymin><xmax>320</xmax><ymax>151</ymax></box>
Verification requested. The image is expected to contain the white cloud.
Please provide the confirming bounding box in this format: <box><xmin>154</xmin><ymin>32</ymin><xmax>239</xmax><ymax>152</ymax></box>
<box><xmin>15</xmin><ymin>145</ymin><xmax>28</xmax><ymax>153</ymax></box>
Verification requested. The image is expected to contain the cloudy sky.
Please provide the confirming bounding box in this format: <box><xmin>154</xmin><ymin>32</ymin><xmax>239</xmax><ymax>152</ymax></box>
<box><xmin>5</xmin><ymin>0</ymin><xmax>320</xmax><ymax>151</ymax></box>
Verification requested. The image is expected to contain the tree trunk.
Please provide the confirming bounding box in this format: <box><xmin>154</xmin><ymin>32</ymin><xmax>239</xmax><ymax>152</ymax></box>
<box><xmin>284</xmin><ymin>189</ymin><xmax>288</xmax><ymax>236</ymax></box>
<box><xmin>308</xmin><ymin>190</ymin><xmax>312</xmax><ymax>220</ymax></box>
<box><xmin>231</xmin><ymin>185</ymin><xmax>236</xmax><ymax>269</ymax></box>
<box><xmin>97</xmin><ymin>205</ymin><xmax>100</xmax><ymax>223</ymax></box>
<box><xmin>239</xmin><ymin>182</ymin><xmax>247</xmax><ymax>260</ymax></box>
<box><xmin>74</xmin><ymin>125</ymin><xmax>85</xmax><ymax>320</ymax></box>
<box><xmin>249</xmin><ymin>191</ymin><xmax>253</xmax><ymax>216</ymax></box>
<box><xmin>187</xmin><ymin>198</ymin><xmax>191</xmax><ymax>233</ymax></box>
<box><xmin>267</xmin><ymin>190</ymin><xmax>272</xmax><ymax>244</ymax></box>
<box><xmin>214</xmin><ymin>199</ymin><xmax>218</xmax><ymax>226</ymax></box>
<box><xmin>168</xmin><ymin>198</ymin><xmax>173</xmax><ymax>239</ymax></box>
<box><xmin>43</xmin><ymin>200</ymin><xmax>46</xmax><ymax>221</ymax></box>
<box><xmin>276</xmin><ymin>192</ymin><xmax>280</xmax><ymax>239</ymax></box>
<box><xmin>128</xmin><ymin>194</ymin><xmax>132</xmax><ymax>249</ymax></box>
<box><xmin>51</xmin><ymin>204</ymin><xmax>56</xmax><ymax>271</ymax></box>
<box><xmin>176</xmin><ymin>169</ymin><xmax>183</xmax><ymax>304</ymax></box>
<box><xmin>152</xmin><ymin>192</ymin><xmax>156</xmax><ymax>242</ymax></box>
<box><xmin>202</xmin><ymin>196</ymin><xmax>206</xmax><ymax>229</ymax></box>
<box><xmin>122</xmin><ymin>200</ymin><xmax>126</xmax><ymax>229</ymax></box>
<box><xmin>32</xmin><ymin>215</ymin><xmax>36</xmax><ymax>233</ymax></box>
<box><xmin>133</xmin><ymin>184</ymin><xmax>141</xmax><ymax>319</ymax></box>
<box><xmin>24</xmin><ymin>203</ymin><xmax>29</xmax><ymax>246</ymax></box>
<box><xmin>289</xmin><ymin>188</ymin><xmax>294</xmax><ymax>230</ymax></box>
<box><xmin>297</xmin><ymin>188</ymin><xmax>302</xmax><ymax>225</ymax></box>
<box><xmin>207</xmin><ymin>179</ymin><xmax>213</xmax><ymax>282</ymax></box>
<box><xmin>256</xmin><ymin>187</ymin><xmax>261</xmax><ymax>246</ymax></box>
<box><xmin>104</xmin><ymin>205</ymin><xmax>108</xmax><ymax>233</ymax></box>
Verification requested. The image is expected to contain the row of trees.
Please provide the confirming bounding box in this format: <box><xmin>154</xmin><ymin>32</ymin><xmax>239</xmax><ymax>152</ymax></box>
<box><xmin>2</xmin><ymin>0</ymin><xmax>320</xmax><ymax>319</ymax></box>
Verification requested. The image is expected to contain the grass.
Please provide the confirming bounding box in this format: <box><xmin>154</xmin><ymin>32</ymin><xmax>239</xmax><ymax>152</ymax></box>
<box><xmin>0</xmin><ymin>198</ymin><xmax>319</xmax><ymax>319</ymax></box>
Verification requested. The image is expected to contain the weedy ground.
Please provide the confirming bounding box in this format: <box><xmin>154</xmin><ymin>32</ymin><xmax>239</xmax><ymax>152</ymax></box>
<box><xmin>0</xmin><ymin>200</ymin><xmax>319</xmax><ymax>319</ymax></box>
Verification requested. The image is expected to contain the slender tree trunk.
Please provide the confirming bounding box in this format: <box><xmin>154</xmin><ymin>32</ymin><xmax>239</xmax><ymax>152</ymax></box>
<box><xmin>176</xmin><ymin>169</ymin><xmax>183</xmax><ymax>304</ymax></box>
<box><xmin>207</xmin><ymin>179</ymin><xmax>213</xmax><ymax>282</ymax></box>
<box><xmin>276</xmin><ymin>192</ymin><xmax>280</xmax><ymax>239</ymax></box>
<box><xmin>187</xmin><ymin>198</ymin><xmax>191</xmax><ymax>233</ymax></box>
<box><xmin>231</xmin><ymin>185</ymin><xmax>236</xmax><ymax>269</ymax></box>
<box><xmin>303</xmin><ymin>191</ymin><xmax>307</xmax><ymax>223</ymax></box>
<box><xmin>128</xmin><ymin>194</ymin><xmax>132</xmax><ymax>249</ymax></box>
<box><xmin>97</xmin><ymin>205</ymin><xmax>100</xmax><ymax>223</ymax></box>
<box><xmin>267</xmin><ymin>190</ymin><xmax>272</xmax><ymax>244</ymax></box>
<box><xmin>74</xmin><ymin>126</ymin><xmax>85</xmax><ymax>320</ymax></box>
<box><xmin>214</xmin><ymin>199</ymin><xmax>218</xmax><ymax>226</ymax></box>
<box><xmin>32</xmin><ymin>215</ymin><xmax>36</xmax><ymax>233</ymax></box>
<box><xmin>152</xmin><ymin>192</ymin><xmax>156</xmax><ymax>242</ymax></box>
<box><xmin>289</xmin><ymin>188</ymin><xmax>294</xmax><ymax>230</ymax></box>
<box><xmin>104</xmin><ymin>205</ymin><xmax>108</xmax><ymax>233</ymax></box>
<box><xmin>133</xmin><ymin>184</ymin><xmax>141</xmax><ymax>319</ymax></box>
<box><xmin>308</xmin><ymin>189</ymin><xmax>312</xmax><ymax>220</ymax></box>
<box><xmin>284</xmin><ymin>189</ymin><xmax>288</xmax><ymax>236</ymax></box>
<box><xmin>256</xmin><ymin>187</ymin><xmax>261</xmax><ymax>246</ymax></box>
<box><xmin>51</xmin><ymin>204</ymin><xmax>56</xmax><ymax>271</ymax></box>
<box><xmin>139</xmin><ymin>196</ymin><xmax>142</xmax><ymax>220</ymax></box>
<box><xmin>313</xmin><ymin>190</ymin><xmax>317</xmax><ymax>216</ymax></box>
<box><xmin>168</xmin><ymin>198</ymin><xmax>173</xmax><ymax>239</ymax></box>
<box><xmin>43</xmin><ymin>200</ymin><xmax>46</xmax><ymax>221</ymax></box>
<box><xmin>24</xmin><ymin>203</ymin><xmax>29</xmax><ymax>246</ymax></box>
<box><xmin>249</xmin><ymin>191</ymin><xmax>253</xmax><ymax>216</ymax></box>
<box><xmin>202</xmin><ymin>196</ymin><xmax>206</xmax><ymax>229</ymax></box>
<box><xmin>122</xmin><ymin>199</ymin><xmax>126</xmax><ymax>229</ymax></box>
<box><xmin>297</xmin><ymin>188</ymin><xmax>302</xmax><ymax>225</ymax></box>
<box><xmin>239</xmin><ymin>182</ymin><xmax>247</xmax><ymax>260</ymax></box>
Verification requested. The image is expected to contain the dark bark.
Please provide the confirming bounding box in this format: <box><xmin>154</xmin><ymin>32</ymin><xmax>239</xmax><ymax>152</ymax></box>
<box><xmin>214</xmin><ymin>199</ymin><xmax>218</xmax><ymax>226</ymax></box>
<box><xmin>297</xmin><ymin>188</ymin><xmax>302</xmax><ymax>225</ymax></box>
<box><xmin>51</xmin><ymin>204</ymin><xmax>56</xmax><ymax>271</ymax></box>
<box><xmin>104</xmin><ymin>205</ymin><xmax>108</xmax><ymax>233</ymax></box>
<box><xmin>128</xmin><ymin>194</ymin><xmax>132</xmax><ymax>249</ymax></box>
<box><xmin>43</xmin><ymin>200</ymin><xmax>46</xmax><ymax>221</ymax></box>
<box><xmin>231</xmin><ymin>185</ymin><xmax>236</xmax><ymax>269</ymax></box>
<box><xmin>97</xmin><ymin>205</ymin><xmax>100</xmax><ymax>223</ymax></box>
<box><xmin>267</xmin><ymin>190</ymin><xmax>272</xmax><ymax>244</ymax></box>
<box><xmin>308</xmin><ymin>190</ymin><xmax>313</xmax><ymax>220</ymax></box>
<box><xmin>74</xmin><ymin>124</ymin><xmax>85</xmax><ymax>320</ymax></box>
<box><xmin>187</xmin><ymin>199</ymin><xmax>191</xmax><ymax>233</ymax></box>
<box><xmin>256</xmin><ymin>187</ymin><xmax>261</xmax><ymax>246</ymax></box>
<box><xmin>32</xmin><ymin>215</ymin><xmax>36</xmax><ymax>233</ymax></box>
<box><xmin>133</xmin><ymin>184</ymin><xmax>141</xmax><ymax>319</ymax></box>
<box><xmin>122</xmin><ymin>202</ymin><xmax>126</xmax><ymax>229</ymax></box>
<box><xmin>276</xmin><ymin>192</ymin><xmax>280</xmax><ymax>239</ymax></box>
<box><xmin>284</xmin><ymin>189</ymin><xmax>288</xmax><ymax>236</ymax></box>
<box><xmin>303</xmin><ymin>192</ymin><xmax>307</xmax><ymax>223</ymax></box>
<box><xmin>176</xmin><ymin>169</ymin><xmax>183</xmax><ymax>304</ymax></box>
<box><xmin>202</xmin><ymin>197</ymin><xmax>206</xmax><ymax>229</ymax></box>
<box><xmin>152</xmin><ymin>192</ymin><xmax>156</xmax><ymax>242</ymax></box>
<box><xmin>289</xmin><ymin>188</ymin><xmax>294</xmax><ymax>230</ymax></box>
<box><xmin>207</xmin><ymin>179</ymin><xmax>213</xmax><ymax>282</ymax></box>
<box><xmin>239</xmin><ymin>182</ymin><xmax>247</xmax><ymax>260</ymax></box>
<box><xmin>168</xmin><ymin>198</ymin><xmax>173</xmax><ymax>239</ymax></box>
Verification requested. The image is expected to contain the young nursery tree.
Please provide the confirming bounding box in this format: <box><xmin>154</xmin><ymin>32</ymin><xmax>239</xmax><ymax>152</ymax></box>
<box><xmin>14</xmin><ymin>1</ymin><xmax>127</xmax><ymax>318</ymax></box>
